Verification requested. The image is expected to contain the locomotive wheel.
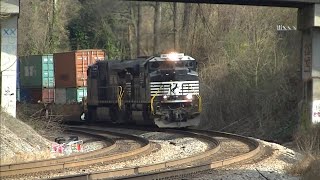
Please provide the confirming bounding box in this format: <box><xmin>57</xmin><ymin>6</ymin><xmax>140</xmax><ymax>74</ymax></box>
<box><xmin>87</xmin><ymin>106</ymin><xmax>97</xmax><ymax>124</ymax></box>
<box><xmin>109</xmin><ymin>105</ymin><xmax>119</xmax><ymax>123</ymax></box>
<box><xmin>110</xmin><ymin>105</ymin><xmax>131</xmax><ymax>124</ymax></box>
<box><xmin>142</xmin><ymin>104</ymin><xmax>155</xmax><ymax>125</ymax></box>
<box><xmin>125</xmin><ymin>104</ymin><xmax>135</xmax><ymax>124</ymax></box>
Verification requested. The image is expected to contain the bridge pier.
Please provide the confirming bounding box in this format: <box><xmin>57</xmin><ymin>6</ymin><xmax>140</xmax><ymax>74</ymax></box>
<box><xmin>298</xmin><ymin>4</ymin><xmax>320</xmax><ymax>124</ymax></box>
<box><xmin>0</xmin><ymin>0</ymin><xmax>19</xmax><ymax>117</ymax></box>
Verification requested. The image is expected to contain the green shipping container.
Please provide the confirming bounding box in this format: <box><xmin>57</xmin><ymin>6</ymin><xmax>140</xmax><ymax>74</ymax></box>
<box><xmin>66</xmin><ymin>87</ymin><xmax>87</xmax><ymax>103</ymax></box>
<box><xmin>19</xmin><ymin>54</ymin><xmax>54</xmax><ymax>88</ymax></box>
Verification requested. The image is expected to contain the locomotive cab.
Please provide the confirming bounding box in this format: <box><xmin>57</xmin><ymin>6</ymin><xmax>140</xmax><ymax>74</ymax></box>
<box><xmin>147</xmin><ymin>53</ymin><xmax>201</xmax><ymax>127</ymax></box>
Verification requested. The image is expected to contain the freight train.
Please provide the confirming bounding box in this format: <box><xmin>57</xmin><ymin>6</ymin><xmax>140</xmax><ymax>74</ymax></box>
<box><xmin>82</xmin><ymin>52</ymin><xmax>201</xmax><ymax>127</ymax></box>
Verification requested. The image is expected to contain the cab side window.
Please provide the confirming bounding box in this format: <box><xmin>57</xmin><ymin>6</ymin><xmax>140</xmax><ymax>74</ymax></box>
<box><xmin>89</xmin><ymin>65</ymin><xmax>98</xmax><ymax>78</ymax></box>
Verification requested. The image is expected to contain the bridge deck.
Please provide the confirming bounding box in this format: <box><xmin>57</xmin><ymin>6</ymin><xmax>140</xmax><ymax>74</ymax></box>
<box><xmin>137</xmin><ymin>0</ymin><xmax>319</xmax><ymax>8</ymax></box>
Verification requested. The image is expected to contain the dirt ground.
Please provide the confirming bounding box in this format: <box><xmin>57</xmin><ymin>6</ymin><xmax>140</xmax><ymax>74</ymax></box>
<box><xmin>0</xmin><ymin>111</ymin><xmax>53</xmax><ymax>164</ymax></box>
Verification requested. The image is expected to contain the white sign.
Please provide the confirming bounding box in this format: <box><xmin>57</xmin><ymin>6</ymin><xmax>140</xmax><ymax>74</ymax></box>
<box><xmin>312</xmin><ymin>100</ymin><xmax>320</xmax><ymax>124</ymax></box>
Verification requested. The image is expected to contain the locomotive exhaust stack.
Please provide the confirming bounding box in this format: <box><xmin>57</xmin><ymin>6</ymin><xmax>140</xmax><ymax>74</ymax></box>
<box><xmin>83</xmin><ymin>52</ymin><xmax>201</xmax><ymax>128</ymax></box>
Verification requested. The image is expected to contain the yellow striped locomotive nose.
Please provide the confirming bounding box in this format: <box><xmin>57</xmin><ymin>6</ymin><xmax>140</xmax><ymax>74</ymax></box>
<box><xmin>150</xmin><ymin>81</ymin><xmax>199</xmax><ymax>97</ymax></box>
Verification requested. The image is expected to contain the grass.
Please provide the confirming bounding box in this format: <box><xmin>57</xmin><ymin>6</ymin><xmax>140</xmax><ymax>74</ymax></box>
<box><xmin>287</xmin><ymin>125</ymin><xmax>320</xmax><ymax>179</ymax></box>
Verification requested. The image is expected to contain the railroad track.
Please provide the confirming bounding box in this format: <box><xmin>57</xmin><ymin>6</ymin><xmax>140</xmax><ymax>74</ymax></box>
<box><xmin>0</xmin><ymin>127</ymin><xmax>151</xmax><ymax>178</ymax></box>
<box><xmin>1</xmin><ymin>126</ymin><xmax>261</xmax><ymax>180</ymax></box>
<box><xmin>50</xmin><ymin>126</ymin><xmax>261</xmax><ymax>180</ymax></box>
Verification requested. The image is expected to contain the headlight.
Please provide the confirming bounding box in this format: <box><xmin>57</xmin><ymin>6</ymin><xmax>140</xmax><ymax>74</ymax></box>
<box><xmin>186</xmin><ymin>94</ymin><xmax>193</xmax><ymax>100</ymax></box>
<box><xmin>163</xmin><ymin>95</ymin><xmax>168</xmax><ymax>99</ymax></box>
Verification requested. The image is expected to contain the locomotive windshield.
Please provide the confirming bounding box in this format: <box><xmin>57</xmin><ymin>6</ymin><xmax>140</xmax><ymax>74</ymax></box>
<box><xmin>149</xmin><ymin>60</ymin><xmax>196</xmax><ymax>72</ymax></box>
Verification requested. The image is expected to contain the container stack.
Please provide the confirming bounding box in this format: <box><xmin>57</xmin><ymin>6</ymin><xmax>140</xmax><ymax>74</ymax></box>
<box><xmin>19</xmin><ymin>54</ymin><xmax>55</xmax><ymax>103</ymax></box>
<box><xmin>17</xmin><ymin>49</ymin><xmax>105</xmax><ymax>104</ymax></box>
<box><xmin>54</xmin><ymin>49</ymin><xmax>105</xmax><ymax>104</ymax></box>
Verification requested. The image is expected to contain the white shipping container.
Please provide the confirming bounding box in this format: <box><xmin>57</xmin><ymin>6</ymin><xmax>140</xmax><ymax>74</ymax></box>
<box><xmin>55</xmin><ymin>88</ymin><xmax>67</xmax><ymax>104</ymax></box>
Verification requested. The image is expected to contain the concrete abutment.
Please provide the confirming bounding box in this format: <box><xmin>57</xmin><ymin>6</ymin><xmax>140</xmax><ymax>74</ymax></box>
<box><xmin>298</xmin><ymin>4</ymin><xmax>320</xmax><ymax>124</ymax></box>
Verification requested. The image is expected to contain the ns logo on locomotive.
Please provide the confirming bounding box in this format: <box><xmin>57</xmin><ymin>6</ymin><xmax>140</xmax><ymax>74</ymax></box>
<box><xmin>81</xmin><ymin>52</ymin><xmax>202</xmax><ymax>128</ymax></box>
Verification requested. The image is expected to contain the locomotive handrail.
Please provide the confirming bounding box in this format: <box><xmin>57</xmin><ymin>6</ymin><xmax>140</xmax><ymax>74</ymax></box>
<box><xmin>117</xmin><ymin>86</ymin><xmax>125</xmax><ymax>110</ymax></box>
<box><xmin>151</xmin><ymin>85</ymin><xmax>164</xmax><ymax>114</ymax></box>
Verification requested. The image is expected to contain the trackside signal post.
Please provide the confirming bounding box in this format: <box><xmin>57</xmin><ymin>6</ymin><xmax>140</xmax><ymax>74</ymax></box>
<box><xmin>298</xmin><ymin>4</ymin><xmax>320</xmax><ymax>124</ymax></box>
<box><xmin>0</xmin><ymin>0</ymin><xmax>19</xmax><ymax>117</ymax></box>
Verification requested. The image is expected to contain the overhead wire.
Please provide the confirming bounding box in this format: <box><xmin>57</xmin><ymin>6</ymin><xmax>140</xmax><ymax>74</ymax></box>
<box><xmin>0</xmin><ymin>59</ymin><xmax>18</xmax><ymax>73</ymax></box>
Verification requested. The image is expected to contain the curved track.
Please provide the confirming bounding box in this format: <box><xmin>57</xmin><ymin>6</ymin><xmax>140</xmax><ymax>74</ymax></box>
<box><xmin>1</xmin><ymin>126</ymin><xmax>261</xmax><ymax>180</ymax></box>
<box><xmin>48</xmin><ymin>127</ymin><xmax>261</xmax><ymax>180</ymax></box>
<box><xmin>0</xmin><ymin>128</ymin><xmax>150</xmax><ymax>177</ymax></box>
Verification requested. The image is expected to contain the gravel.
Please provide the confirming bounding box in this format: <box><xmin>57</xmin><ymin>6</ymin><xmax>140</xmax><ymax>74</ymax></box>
<box><xmin>0</xmin><ymin>113</ymin><xmax>53</xmax><ymax>164</ymax></box>
<box><xmin>72</xmin><ymin>132</ymin><xmax>207</xmax><ymax>172</ymax></box>
<box><xmin>6</xmin><ymin>131</ymin><xmax>209</xmax><ymax>180</ymax></box>
<box><xmin>189</xmin><ymin>139</ymin><xmax>302</xmax><ymax>180</ymax></box>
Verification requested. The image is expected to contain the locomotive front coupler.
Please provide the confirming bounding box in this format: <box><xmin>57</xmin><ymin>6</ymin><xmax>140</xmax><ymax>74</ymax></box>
<box><xmin>155</xmin><ymin>109</ymin><xmax>188</xmax><ymax>122</ymax></box>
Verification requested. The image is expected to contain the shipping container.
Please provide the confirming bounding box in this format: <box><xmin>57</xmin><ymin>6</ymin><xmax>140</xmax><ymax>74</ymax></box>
<box><xmin>55</xmin><ymin>87</ymin><xmax>87</xmax><ymax>104</ymax></box>
<box><xmin>54</xmin><ymin>49</ymin><xmax>105</xmax><ymax>88</ymax></box>
<box><xmin>55</xmin><ymin>88</ymin><xmax>67</xmax><ymax>104</ymax></box>
<box><xmin>19</xmin><ymin>54</ymin><xmax>55</xmax><ymax>88</ymax></box>
<box><xmin>66</xmin><ymin>87</ymin><xmax>87</xmax><ymax>103</ymax></box>
<box><xmin>20</xmin><ymin>88</ymin><xmax>55</xmax><ymax>103</ymax></box>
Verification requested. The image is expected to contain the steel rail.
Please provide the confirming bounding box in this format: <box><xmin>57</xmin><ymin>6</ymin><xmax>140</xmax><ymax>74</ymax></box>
<box><xmin>114</xmin><ymin>130</ymin><xmax>261</xmax><ymax>180</ymax></box>
<box><xmin>45</xmin><ymin>127</ymin><xmax>221</xmax><ymax>180</ymax></box>
<box><xmin>0</xmin><ymin>128</ymin><xmax>151</xmax><ymax>177</ymax></box>
<box><xmin>48</xmin><ymin>129</ymin><xmax>260</xmax><ymax>180</ymax></box>
<box><xmin>0</xmin><ymin>129</ymin><xmax>115</xmax><ymax>172</ymax></box>
<box><xmin>66</xmin><ymin>126</ymin><xmax>221</xmax><ymax>167</ymax></box>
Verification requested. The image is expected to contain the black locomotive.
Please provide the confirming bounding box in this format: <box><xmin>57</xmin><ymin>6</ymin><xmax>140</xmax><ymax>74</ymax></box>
<box><xmin>82</xmin><ymin>53</ymin><xmax>201</xmax><ymax>127</ymax></box>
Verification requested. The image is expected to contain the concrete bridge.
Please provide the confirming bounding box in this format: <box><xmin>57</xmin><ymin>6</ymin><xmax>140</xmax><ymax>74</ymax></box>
<box><xmin>1</xmin><ymin>0</ymin><xmax>319</xmax><ymax>124</ymax></box>
<box><xmin>140</xmin><ymin>0</ymin><xmax>320</xmax><ymax>7</ymax></box>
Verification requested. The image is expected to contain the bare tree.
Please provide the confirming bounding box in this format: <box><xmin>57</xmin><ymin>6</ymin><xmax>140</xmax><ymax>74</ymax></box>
<box><xmin>153</xmin><ymin>2</ymin><xmax>161</xmax><ymax>54</ymax></box>
<box><xmin>173</xmin><ymin>2</ymin><xmax>179</xmax><ymax>51</ymax></box>
<box><xmin>182</xmin><ymin>3</ymin><xmax>192</xmax><ymax>52</ymax></box>
<box><xmin>137</xmin><ymin>3</ymin><xmax>142</xmax><ymax>56</ymax></box>
<box><xmin>18</xmin><ymin>0</ymin><xmax>79</xmax><ymax>55</ymax></box>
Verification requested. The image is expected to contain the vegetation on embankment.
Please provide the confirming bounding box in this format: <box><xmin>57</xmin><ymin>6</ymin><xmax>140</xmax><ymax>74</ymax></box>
<box><xmin>288</xmin><ymin>125</ymin><xmax>320</xmax><ymax>179</ymax></box>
